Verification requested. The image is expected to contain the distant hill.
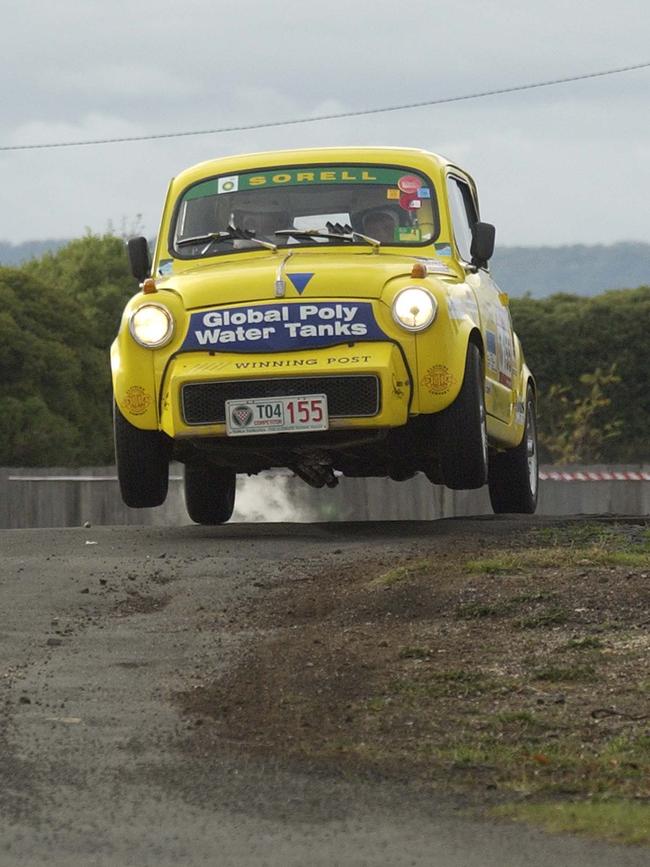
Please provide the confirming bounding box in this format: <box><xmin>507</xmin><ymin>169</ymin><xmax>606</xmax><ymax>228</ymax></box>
<box><xmin>1</xmin><ymin>238</ymin><xmax>649</xmax><ymax>297</ymax></box>
<box><xmin>491</xmin><ymin>242</ymin><xmax>650</xmax><ymax>297</ymax></box>
<box><xmin>0</xmin><ymin>238</ymin><xmax>69</xmax><ymax>266</ymax></box>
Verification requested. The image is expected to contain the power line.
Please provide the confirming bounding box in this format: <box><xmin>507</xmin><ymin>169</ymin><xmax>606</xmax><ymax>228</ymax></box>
<box><xmin>1</xmin><ymin>60</ymin><xmax>649</xmax><ymax>153</ymax></box>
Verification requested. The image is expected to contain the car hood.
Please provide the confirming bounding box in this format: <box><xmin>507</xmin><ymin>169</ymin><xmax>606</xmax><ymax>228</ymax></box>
<box><xmin>157</xmin><ymin>250</ymin><xmax>458</xmax><ymax>310</ymax></box>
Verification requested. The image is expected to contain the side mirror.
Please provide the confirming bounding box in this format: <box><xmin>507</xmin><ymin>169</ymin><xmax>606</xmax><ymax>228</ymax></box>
<box><xmin>470</xmin><ymin>222</ymin><xmax>495</xmax><ymax>269</ymax></box>
<box><xmin>127</xmin><ymin>236</ymin><xmax>151</xmax><ymax>282</ymax></box>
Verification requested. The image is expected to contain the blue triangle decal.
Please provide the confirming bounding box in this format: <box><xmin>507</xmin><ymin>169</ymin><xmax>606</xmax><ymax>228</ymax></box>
<box><xmin>287</xmin><ymin>272</ymin><xmax>314</xmax><ymax>294</ymax></box>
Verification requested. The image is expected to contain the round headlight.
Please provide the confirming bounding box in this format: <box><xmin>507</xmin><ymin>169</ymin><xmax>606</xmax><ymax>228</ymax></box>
<box><xmin>129</xmin><ymin>304</ymin><xmax>174</xmax><ymax>348</ymax></box>
<box><xmin>392</xmin><ymin>287</ymin><xmax>437</xmax><ymax>332</ymax></box>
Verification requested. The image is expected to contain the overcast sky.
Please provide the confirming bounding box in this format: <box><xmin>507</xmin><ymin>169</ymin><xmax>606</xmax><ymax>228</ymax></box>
<box><xmin>1</xmin><ymin>0</ymin><xmax>648</xmax><ymax>246</ymax></box>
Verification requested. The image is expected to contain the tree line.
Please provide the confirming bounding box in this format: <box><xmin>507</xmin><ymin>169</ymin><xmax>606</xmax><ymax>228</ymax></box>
<box><xmin>5</xmin><ymin>238</ymin><xmax>650</xmax><ymax>298</ymax></box>
<box><xmin>0</xmin><ymin>234</ymin><xmax>647</xmax><ymax>466</ymax></box>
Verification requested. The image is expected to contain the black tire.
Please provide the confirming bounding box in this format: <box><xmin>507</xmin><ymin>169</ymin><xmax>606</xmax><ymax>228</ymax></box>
<box><xmin>184</xmin><ymin>463</ymin><xmax>236</xmax><ymax>525</ymax></box>
<box><xmin>488</xmin><ymin>386</ymin><xmax>538</xmax><ymax>514</ymax></box>
<box><xmin>113</xmin><ymin>402</ymin><xmax>170</xmax><ymax>508</ymax></box>
<box><xmin>439</xmin><ymin>343</ymin><xmax>488</xmax><ymax>490</ymax></box>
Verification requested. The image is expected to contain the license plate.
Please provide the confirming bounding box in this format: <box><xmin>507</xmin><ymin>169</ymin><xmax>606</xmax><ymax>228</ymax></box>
<box><xmin>225</xmin><ymin>394</ymin><xmax>329</xmax><ymax>436</ymax></box>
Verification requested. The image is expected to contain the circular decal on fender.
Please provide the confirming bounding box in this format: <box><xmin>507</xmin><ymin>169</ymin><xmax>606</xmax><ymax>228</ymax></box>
<box><xmin>123</xmin><ymin>386</ymin><xmax>152</xmax><ymax>415</ymax></box>
<box><xmin>422</xmin><ymin>366</ymin><xmax>455</xmax><ymax>395</ymax></box>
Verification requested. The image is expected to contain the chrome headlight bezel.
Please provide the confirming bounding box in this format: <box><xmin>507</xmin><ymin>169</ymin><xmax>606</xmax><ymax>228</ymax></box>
<box><xmin>128</xmin><ymin>303</ymin><xmax>175</xmax><ymax>349</ymax></box>
<box><xmin>391</xmin><ymin>287</ymin><xmax>438</xmax><ymax>332</ymax></box>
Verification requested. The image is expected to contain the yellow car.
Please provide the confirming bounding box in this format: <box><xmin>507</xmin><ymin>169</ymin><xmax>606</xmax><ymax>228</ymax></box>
<box><xmin>112</xmin><ymin>146</ymin><xmax>538</xmax><ymax>523</ymax></box>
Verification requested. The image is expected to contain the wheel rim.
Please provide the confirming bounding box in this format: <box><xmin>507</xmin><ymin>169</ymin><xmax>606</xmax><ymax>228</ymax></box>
<box><xmin>526</xmin><ymin>403</ymin><xmax>538</xmax><ymax>496</ymax></box>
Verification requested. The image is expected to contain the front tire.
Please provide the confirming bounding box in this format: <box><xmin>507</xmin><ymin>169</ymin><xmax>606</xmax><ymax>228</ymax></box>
<box><xmin>488</xmin><ymin>386</ymin><xmax>538</xmax><ymax>514</ymax></box>
<box><xmin>439</xmin><ymin>343</ymin><xmax>488</xmax><ymax>490</ymax></box>
<box><xmin>113</xmin><ymin>402</ymin><xmax>170</xmax><ymax>508</ymax></box>
<box><xmin>184</xmin><ymin>463</ymin><xmax>236</xmax><ymax>525</ymax></box>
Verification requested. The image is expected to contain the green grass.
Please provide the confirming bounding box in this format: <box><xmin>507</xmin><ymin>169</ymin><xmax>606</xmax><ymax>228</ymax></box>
<box><xmin>466</xmin><ymin>540</ymin><xmax>650</xmax><ymax>576</ymax></box>
<box><xmin>516</xmin><ymin>607</ymin><xmax>570</xmax><ymax>629</ymax></box>
<box><xmin>533</xmin><ymin>664</ymin><xmax>597</xmax><ymax>683</ymax></box>
<box><xmin>368</xmin><ymin>558</ymin><xmax>433</xmax><ymax>588</ymax></box>
<box><xmin>455</xmin><ymin>600</ymin><xmax>518</xmax><ymax>619</ymax></box>
<box><xmin>493</xmin><ymin>800</ymin><xmax>650</xmax><ymax>845</ymax></box>
<box><xmin>535</xmin><ymin>523</ymin><xmax>650</xmax><ymax>550</ymax></box>
<box><xmin>511</xmin><ymin>590</ymin><xmax>558</xmax><ymax>603</ymax></box>
<box><xmin>493</xmin><ymin>710</ymin><xmax>551</xmax><ymax>731</ymax></box>
<box><xmin>562</xmin><ymin>635</ymin><xmax>604</xmax><ymax>650</ymax></box>
<box><xmin>391</xmin><ymin>670</ymin><xmax>498</xmax><ymax>699</ymax></box>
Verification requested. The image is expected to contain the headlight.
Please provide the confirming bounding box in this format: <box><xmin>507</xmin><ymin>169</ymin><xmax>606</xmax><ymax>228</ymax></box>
<box><xmin>129</xmin><ymin>304</ymin><xmax>174</xmax><ymax>348</ymax></box>
<box><xmin>392</xmin><ymin>287</ymin><xmax>437</xmax><ymax>332</ymax></box>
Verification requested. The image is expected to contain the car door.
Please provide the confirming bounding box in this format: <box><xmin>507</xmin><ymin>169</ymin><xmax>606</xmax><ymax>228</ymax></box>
<box><xmin>445</xmin><ymin>171</ymin><xmax>514</xmax><ymax>424</ymax></box>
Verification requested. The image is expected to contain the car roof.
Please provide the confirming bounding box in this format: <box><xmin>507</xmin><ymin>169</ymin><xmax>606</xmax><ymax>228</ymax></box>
<box><xmin>171</xmin><ymin>147</ymin><xmax>454</xmax><ymax>192</ymax></box>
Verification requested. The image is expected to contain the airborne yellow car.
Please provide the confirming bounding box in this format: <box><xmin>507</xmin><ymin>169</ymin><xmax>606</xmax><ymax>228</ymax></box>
<box><xmin>112</xmin><ymin>146</ymin><xmax>538</xmax><ymax>523</ymax></box>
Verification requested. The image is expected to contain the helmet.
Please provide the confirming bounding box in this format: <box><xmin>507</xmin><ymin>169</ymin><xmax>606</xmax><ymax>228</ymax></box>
<box><xmin>356</xmin><ymin>207</ymin><xmax>401</xmax><ymax>241</ymax></box>
<box><xmin>232</xmin><ymin>209</ymin><xmax>290</xmax><ymax>236</ymax></box>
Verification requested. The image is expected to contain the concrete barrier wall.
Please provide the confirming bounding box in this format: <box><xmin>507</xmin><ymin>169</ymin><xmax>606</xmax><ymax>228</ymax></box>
<box><xmin>1</xmin><ymin>465</ymin><xmax>649</xmax><ymax>529</ymax></box>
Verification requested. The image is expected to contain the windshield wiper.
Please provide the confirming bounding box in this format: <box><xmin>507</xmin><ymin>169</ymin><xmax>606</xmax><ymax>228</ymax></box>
<box><xmin>274</xmin><ymin>228</ymin><xmax>381</xmax><ymax>249</ymax></box>
<box><xmin>176</xmin><ymin>223</ymin><xmax>277</xmax><ymax>254</ymax></box>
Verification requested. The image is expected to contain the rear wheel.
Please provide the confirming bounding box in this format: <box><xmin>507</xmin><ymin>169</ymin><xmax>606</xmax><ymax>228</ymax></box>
<box><xmin>184</xmin><ymin>463</ymin><xmax>236</xmax><ymax>525</ymax></box>
<box><xmin>439</xmin><ymin>343</ymin><xmax>488</xmax><ymax>490</ymax></box>
<box><xmin>488</xmin><ymin>386</ymin><xmax>538</xmax><ymax>514</ymax></box>
<box><xmin>113</xmin><ymin>402</ymin><xmax>170</xmax><ymax>508</ymax></box>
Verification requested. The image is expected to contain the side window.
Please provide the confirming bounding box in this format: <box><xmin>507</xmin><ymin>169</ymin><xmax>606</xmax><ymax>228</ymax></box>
<box><xmin>447</xmin><ymin>176</ymin><xmax>478</xmax><ymax>263</ymax></box>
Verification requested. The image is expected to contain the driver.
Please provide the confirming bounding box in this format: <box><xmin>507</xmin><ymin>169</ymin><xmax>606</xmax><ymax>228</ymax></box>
<box><xmin>360</xmin><ymin>208</ymin><xmax>399</xmax><ymax>243</ymax></box>
<box><xmin>235</xmin><ymin>210</ymin><xmax>290</xmax><ymax>239</ymax></box>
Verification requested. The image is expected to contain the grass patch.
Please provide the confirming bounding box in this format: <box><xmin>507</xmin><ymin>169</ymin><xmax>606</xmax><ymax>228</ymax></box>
<box><xmin>456</xmin><ymin>600</ymin><xmax>518</xmax><ymax>619</ymax></box>
<box><xmin>493</xmin><ymin>710</ymin><xmax>550</xmax><ymax>730</ymax></box>
<box><xmin>511</xmin><ymin>590</ymin><xmax>558</xmax><ymax>604</ymax></box>
<box><xmin>562</xmin><ymin>635</ymin><xmax>604</xmax><ymax>650</ymax></box>
<box><xmin>516</xmin><ymin>607</ymin><xmax>570</xmax><ymax>629</ymax></box>
<box><xmin>493</xmin><ymin>800</ymin><xmax>650</xmax><ymax>845</ymax></box>
<box><xmin>433</xmin><ymin>732</ymin><xmax>650</xmax><ymax>799</ymax></box>
<box><xmin>608</xmin><ymin>550</ymin><xmax>650</xmax><ymax>568</ymax></box>
<box><xmin>456</xmin><ymin>591</ymin><xmax>563</xmax><ymax>622</ymax></box>
<box><xmin>533</xmin><ymin>664</ymin><xmax>597</xmax><ymax>683</ymax></box>
<box><xmin>535</xmin><ymin>522</ymin><xmax>650</xmax><ymax>549</ymax></box>
<box><xmin>465</xmin><ymin>554</ymin><xmax>523</xmax><ymax>574</ymax></box>
<box><xmin>368</xmin><ymin>558</ymin><xmax>432</xmax><ymax>588</ymax></box>
<box><xmin>392</xmin><ymin>670</ymin><xmax>497</xmax><ymax>699</ymax></box>
<box><xmin>466</xmin><ymin>543</ymin><xmax>650</xmax><ymax>576</ymax></box>
<box><xmin>535</xmin><ymin>523</ymin><xmax>619</xmax><ymax>547</ymax></box>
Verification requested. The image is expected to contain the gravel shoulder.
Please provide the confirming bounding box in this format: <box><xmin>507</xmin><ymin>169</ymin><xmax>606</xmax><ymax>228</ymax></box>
<box><xmin>0</xmin><ymin>518</ymin><xmax>648</xmax><ymax>865</ymax></box>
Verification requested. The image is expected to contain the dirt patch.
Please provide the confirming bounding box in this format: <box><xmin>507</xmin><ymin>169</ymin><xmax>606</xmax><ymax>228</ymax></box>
<box><xmin>177</xmin><ymin>519</ymin><xmax>650</xmax><ymax>842</ymax></box>
<box><xmin>114</xmin><ymin>590</ymin><xmax>171</xmax><ymax>616</ymax></box>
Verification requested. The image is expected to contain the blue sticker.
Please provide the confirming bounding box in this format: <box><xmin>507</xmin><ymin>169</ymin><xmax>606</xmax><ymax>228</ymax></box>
<box><xmin>287</xmin><ymin>273</ymin><xmax>314</xmax><ymax>294</ymax></box>
<box><xmin>182</xmin><ymin>302</ymin><xmax>388</xmax><ymax>354</ymax></box>
<box><xmin>435</xmin><ymin>243</ymin><xmax>452</xmax><ymax>257</ymax></box>
<box><xmin>417</xmin><ymin>187</ymin><xmax>431</xmax><ymax>198</ymax></box>
<box><xmin>486</xmin><ymin>330</ymin><xmax>498</xmax><ymax>370</ymax></box>
<box><xmin>158</xmin><ymin>259</ymin><xmax>173</xmax><ymax>275</ymax></box>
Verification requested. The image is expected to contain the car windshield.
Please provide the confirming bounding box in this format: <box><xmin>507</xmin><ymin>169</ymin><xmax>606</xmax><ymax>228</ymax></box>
<box><xmin>171</xmin><ymin>165</ymin><xmax>439</xmax><ymax>257</ymax></box>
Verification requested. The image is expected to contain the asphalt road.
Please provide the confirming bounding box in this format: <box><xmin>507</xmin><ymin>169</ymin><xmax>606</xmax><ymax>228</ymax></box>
<box><xmin>1</xmin><ymin>520</ymin><xmax>647</xmax><ymax>867</ymax></box>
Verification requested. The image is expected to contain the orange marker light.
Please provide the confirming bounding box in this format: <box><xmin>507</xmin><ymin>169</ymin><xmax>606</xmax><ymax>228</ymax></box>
<box><xmin>410</xmin><ymin>263</ymin><xmax>427</xmax><ymax>279</ymax></box>
<box><xmin>142</xmin><ymin>278</ymin><xmax>157</xmax><ymax>294</ymax></box>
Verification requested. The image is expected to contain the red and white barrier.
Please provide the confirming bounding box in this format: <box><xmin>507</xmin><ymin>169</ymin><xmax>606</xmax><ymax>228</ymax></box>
<box><xmin>540</xmin><ymin>471</ymin><xmax>650</xmax><ymax>482</ymax></box>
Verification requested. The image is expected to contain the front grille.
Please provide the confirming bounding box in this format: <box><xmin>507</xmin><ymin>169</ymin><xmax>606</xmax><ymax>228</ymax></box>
<box><xmin>182</xmin><ymin>375</ymin><xmax>380</xmax><ymax>425</ymax></box>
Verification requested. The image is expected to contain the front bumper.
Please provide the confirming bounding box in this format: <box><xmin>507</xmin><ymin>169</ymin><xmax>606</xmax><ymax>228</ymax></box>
<box><xmin>159</xmin><ymin>342</ymin><xmax>411</xmax><ymax>439</ymax></box>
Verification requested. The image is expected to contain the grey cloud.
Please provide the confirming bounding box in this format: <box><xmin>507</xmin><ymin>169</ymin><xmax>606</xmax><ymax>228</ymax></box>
<box><xmin>0</xmin><ymin>0</ymin><xmax>648</xmax><ymax>243</ymax></box>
